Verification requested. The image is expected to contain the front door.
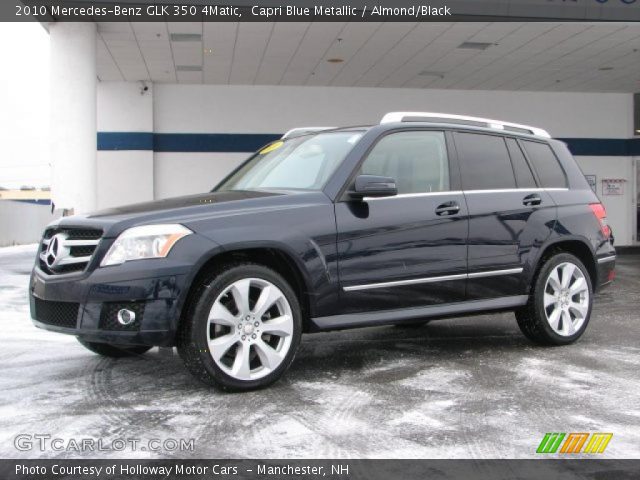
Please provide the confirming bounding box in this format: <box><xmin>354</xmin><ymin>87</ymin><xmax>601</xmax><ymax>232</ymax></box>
<box><xmin>335</xmin><ymin>130</ymin><xmax>468</xmax><ymax>314</ymax></box>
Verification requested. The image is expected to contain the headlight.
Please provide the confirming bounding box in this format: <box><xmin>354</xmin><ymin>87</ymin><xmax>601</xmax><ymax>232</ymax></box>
<box><xmin>101</xmin><ymin>224</ymin><xmax>192</xmax><ymax>267</ymax></box>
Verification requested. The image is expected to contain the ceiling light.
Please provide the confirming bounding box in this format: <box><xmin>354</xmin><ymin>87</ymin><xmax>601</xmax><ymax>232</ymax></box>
<box><xmin>176</xmin><ymin>65</ymin><xmax>202</xmax><ymax>72</ymax></box>
<box><xmin>458</xmin><ymin>42</ymin><xmax>493</xmax><ymax>50</ymax></box>
<box><xmin>326</xmin><ymin>58</ymin><xmax>344</xmax><ymax>64</ymax></box>
<box><xmin>170</xmin><ymin>33</ymin><xmax>202</xmax><ymax>42</ymax></box>
<box><xmin>203</xmin><ymin>48</ymin><xmax>213</xmax><ymax>54</ymax></box>
<box><xmin>599</xmin><ymin>67</ymin><xmax>614</xmax><ymax>71</ymax></box>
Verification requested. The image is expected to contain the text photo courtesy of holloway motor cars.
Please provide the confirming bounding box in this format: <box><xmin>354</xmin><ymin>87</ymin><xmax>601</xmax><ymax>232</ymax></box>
<box><xmin>1</xmin><ymin>0</ymin><xmax>640</xmax><ymax>479</ymax></box>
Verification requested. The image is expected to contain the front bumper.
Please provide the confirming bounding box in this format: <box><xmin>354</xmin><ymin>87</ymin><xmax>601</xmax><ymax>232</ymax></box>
<box><xmin>29</xmin><ymin>233</ymin><xmax>218</xmax><ymax>346</ymax></box>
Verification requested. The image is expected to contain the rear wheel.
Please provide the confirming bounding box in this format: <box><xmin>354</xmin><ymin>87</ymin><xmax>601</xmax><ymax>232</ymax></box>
<box><xmin>516</xmin><ymin>253</ymin><xmax>593</xmax><ymax>345</ymax></box>
<box><xmin>77</xmin><ymin>339</ymin><xmax>152</xmax><ymax>357</ymax></box>
<box><xmin>178</xmin><ymin>263</ymin><xmax>302</xmax><ymax>391</ymax></box>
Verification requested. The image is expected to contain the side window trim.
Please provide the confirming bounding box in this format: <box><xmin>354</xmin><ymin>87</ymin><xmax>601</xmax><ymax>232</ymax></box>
<box><xmin>505</xmin><ymin>138</ymin><xmax>520</xmax><ymax>187</ymax></box>
<box><xmin>444</xmin><ymin>130</ymin><xmax>462</xmax><ymax>192</ymax></box>
<box><xmin>505</xmin><ymin>137</ymin><xmax>539</xmax><ymax>188</ymax></box>
<box><xmin>338</xmin><ymin>128</ymin><xmax>459</xmax><ymax>202</ymax></box>
<box><xmin>364</xmin><ymin>190</ymin><xmax>465</xmax><ymax>201</ymax></box>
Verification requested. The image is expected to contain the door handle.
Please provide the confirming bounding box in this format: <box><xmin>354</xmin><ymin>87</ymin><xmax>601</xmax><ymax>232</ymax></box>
<box><xmin>435</xmin><ymin>201</ymin><xmax>460</xmax><ymax>216</ymax></box>
<box><xmin>522</xmin><ymin>194</ymin><xmax>542</xmax><ymax>206</ymax></box>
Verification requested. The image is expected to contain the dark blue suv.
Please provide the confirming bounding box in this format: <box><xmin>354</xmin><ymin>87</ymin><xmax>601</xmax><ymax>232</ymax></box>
<box><xmin>30</xmin><ymin>112</ymin><xmax>616</xmax><ymax>390</ymax></box>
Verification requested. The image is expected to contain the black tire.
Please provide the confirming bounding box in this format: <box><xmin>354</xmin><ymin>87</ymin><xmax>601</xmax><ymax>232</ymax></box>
<box><xmin>177</xmin><ymin>262</ymin><xmax>302</xmax><ymax>391</ymax></box>
<box><xmin>77</xmin><ymin>339</ymin><xmax>152</xmax><ymax>357</ymax></box>
<box><xmin>516</xmin><ymin>252</ymin><xmax>593</xmax><ymax>346</ymax></box>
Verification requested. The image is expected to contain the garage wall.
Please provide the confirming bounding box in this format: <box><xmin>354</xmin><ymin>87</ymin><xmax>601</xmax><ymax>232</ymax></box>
<box><xmin>574</xmin><ymin>156</ymin><xmax>634</xmax><ymax>246</ymax></box>
<box><xmin>97</xmin><ymin>82</ymin><xmax>154</xmax><ymax>209</ymax></box>
<box><xmin>153</xmin><ymin>84</ymin><xmax>632</xmax><ymax>137</ymax></box>
<box><xmin>154</xmin><ymin>152</ymin><xmax>246</xmax><ymax>199</ymax></box>
<box><xmin>97</xmin><ymin>82</ymin><xmax>636</xmax><ymax>244</ymax></box>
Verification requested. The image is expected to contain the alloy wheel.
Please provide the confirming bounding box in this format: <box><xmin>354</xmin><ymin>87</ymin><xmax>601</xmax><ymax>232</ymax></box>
<box><xmin>206</xmin><ymin>278</ymin><xmax>293</xmax><ymax>381</ymax></box>
<box><xmin>543</xmin><ymin>262</ymin><xmax>590</xmax><ymax>336</ymax></box>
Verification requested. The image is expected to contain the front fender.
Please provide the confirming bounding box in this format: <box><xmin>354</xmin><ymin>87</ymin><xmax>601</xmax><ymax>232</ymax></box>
<box><xmin>174</xmin><ymin>201</ymin><xmax>340</xmax><ymax>326</ymax></box>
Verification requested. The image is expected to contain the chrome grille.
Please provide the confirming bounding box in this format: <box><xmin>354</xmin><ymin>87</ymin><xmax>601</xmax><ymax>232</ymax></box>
<box><xmin>39</xmin><ymin>228</ymin><xmax>102</xmax><ymax>274</ymax></box>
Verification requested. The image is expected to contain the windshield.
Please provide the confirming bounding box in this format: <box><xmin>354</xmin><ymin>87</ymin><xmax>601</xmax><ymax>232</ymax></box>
<box><xmin>216</xmin><ymin>131</ymin><xmax>363</xmax><ymax>192</ymax></box>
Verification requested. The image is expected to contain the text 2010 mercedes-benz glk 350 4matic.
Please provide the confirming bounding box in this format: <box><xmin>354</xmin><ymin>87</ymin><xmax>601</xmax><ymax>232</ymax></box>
<box><xmin>30</xmin><ymin>112</ymin><xmax>616</xmax><ymax>390</ymax></box>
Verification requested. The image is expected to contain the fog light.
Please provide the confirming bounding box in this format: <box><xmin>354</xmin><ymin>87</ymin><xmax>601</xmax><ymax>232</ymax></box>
<box><xmin>116</xmin><ymin>309</ymin><xmax>136</xmax><ymax>326</ymax></box>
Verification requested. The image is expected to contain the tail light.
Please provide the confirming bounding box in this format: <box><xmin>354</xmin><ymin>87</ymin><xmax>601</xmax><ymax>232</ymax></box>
<box><xmin>589</xmin><ymin>203</ymin><xmax>610</xmax><ymax>238</ymax></box>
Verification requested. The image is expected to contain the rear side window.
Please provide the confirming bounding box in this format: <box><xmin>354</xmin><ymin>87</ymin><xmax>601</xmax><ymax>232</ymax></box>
<box><xmin>506</xmin><ymin>138</ymin><xmax>537</xmax><ymax>188</ymax></box>
<box><xmin>520</xmin><ymin>140</ymin><xmax>567</xmax><ymax>188</ymax></box>
<box><xmin>455</xmin><ymin>133</ymin><xmax>516</xmax><ymax>190</ymax></box>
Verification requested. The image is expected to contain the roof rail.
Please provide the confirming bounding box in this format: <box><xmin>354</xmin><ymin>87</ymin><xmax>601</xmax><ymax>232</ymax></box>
<box><xmin>281</xmin><ymin>127</ymin><xmax>337</xmax><ymax>140</ymax></box>
<box><xmin>380</xmin><ymin>112</ymin><xmax>551</xmax><ymax>138</ymax></box>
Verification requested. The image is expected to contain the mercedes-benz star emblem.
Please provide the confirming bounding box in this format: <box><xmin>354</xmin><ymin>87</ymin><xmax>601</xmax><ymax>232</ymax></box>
<box><xmin>45</xmin><ymin>233</ymin><xmax>68</xmax><ymax>269</ymax></box>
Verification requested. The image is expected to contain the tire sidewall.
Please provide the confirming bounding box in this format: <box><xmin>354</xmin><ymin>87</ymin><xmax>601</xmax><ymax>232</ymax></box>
<box><xmin>189</xmin><ymin>264</ymin><xmax>302</xmax><ymax>390</ymax></box>
<box><xmin>533</xmin><ymin>253</ymin><xmax>593</xmax><ymax>345</ymax></box>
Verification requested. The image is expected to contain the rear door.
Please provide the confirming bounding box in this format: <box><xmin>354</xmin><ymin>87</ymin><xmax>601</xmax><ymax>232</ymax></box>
<box><xmin>335</xmin><ymin>130</ymin><xmax>468</xmax><ymax>314</ymax></box>
<box><xmin>453</xmin><ymin>131</ymin><xmax>556</xmax><ymax>300</ymax></box>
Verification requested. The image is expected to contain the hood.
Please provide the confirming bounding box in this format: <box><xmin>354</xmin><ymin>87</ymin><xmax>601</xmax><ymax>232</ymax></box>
<box><xmin>91</xmin><ymin>190</ymin><xmax>279</xmax><ymax>217</ymax></box>
<box><xmin>53</xmin><ymin>190</ymin><xmax>286</xmax><ymax>238</ymax></box>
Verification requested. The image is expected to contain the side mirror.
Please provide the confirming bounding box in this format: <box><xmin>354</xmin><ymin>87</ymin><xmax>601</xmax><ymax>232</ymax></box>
<box><xmin>350</xmin><ymin>175</ymin><xmax>398</xmax><ymax>199</ymax></box>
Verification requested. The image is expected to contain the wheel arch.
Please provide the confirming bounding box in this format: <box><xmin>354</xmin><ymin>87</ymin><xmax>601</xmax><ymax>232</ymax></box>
<box><xmin>528</xmin><ymin>237</ymin><xmax>598</xmax><ymax>292</ymax></box>
<box><xmin>176</xmin><ymin>245</ymin><xmax>315</xmax><ymax>336</ymax></box>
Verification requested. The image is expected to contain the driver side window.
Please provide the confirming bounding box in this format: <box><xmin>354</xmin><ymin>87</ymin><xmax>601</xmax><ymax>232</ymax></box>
<box><xmin>359</xmin><ymin>131</ymin><xmax>450</xmax><ymax>195</ymax></box>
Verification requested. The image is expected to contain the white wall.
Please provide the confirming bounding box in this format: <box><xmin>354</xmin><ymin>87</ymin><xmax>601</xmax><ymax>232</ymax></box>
<box><xmin>97</xmin><ymin>82</ymin><xmax>154</xmax><ymax>209</ymax></box>
<box><xmin>153</xmin><ymin>85</ymin><xmax>632</xmax><ymax>137</ymax></box>
<box><xmin>97</xmin><ymin>151</ymin><xmax>154</xmax><ymax>209</ymax></box>
<box><xmin>154</xmin><ymin>152</ymin><xmax>245</xmax><ymax>199</ymax></box>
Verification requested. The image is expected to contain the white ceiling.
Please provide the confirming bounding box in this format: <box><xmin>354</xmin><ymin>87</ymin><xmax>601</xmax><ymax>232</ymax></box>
<box><xmin>96</xmin><ymin>21</ymin><xmax>640</xmax><ymax>93</ymax></box>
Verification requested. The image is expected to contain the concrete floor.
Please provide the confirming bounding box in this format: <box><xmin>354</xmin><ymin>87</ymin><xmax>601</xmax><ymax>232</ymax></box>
<box><xmin>1</xmin><ymin>245</ymin><xmax>639</xmax><ymax>459</ymax></box>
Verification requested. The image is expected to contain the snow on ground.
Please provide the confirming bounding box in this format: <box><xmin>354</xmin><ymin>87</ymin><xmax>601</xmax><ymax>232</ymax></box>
<box><xmin>0</xmin><ymin>245</ymin><xmax>639</xmax><ymax>459</ymax></box>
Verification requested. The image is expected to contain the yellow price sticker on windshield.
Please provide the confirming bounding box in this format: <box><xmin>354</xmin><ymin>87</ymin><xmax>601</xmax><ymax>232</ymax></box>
<box><xmin>259</xmin><ymin>141</ymin><xmax>283</xmax><ymax>155</ymax></box>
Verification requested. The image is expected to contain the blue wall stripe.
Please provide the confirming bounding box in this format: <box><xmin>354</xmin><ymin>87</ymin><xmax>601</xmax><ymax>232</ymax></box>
<box><xmin>97</xmin><ymin>132</ymin><xmax>153</xmax><ymax>151</ymax></box>
<box><xmin>558</xmin><ymin>138</ymin><xmax>637</xmax><ymax>157</ymax></box>
<box><xmin>97</xmin><ymin>132</ymin><xmax>640</xmax><ymax>157</ymax></box>
<box><xmin>154</xmin><ymin>133</ymin><xmax>281</xmax><ymax>153</ymax></box>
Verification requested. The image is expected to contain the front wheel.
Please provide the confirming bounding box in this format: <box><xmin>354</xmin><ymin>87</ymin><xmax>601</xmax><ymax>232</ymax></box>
<box><xmin>516</xmin><ymin>253</ymin><xmax>593</xmax><ymax>346</ymax></box>
<box><xmin>178</xmin><ymin>263</ymin><xmax>302</xmax><ymax>391</ymax></box>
